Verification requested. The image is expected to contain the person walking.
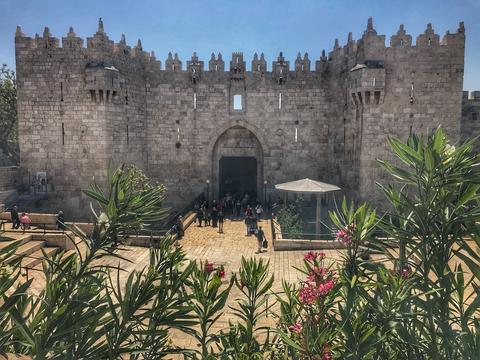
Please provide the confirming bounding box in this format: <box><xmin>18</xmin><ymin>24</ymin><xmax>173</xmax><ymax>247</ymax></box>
<box><xmin>218</xmin><ymin>211</ymin><xmax>224</xmax><ymax>234</ymax></box>
<box><xmin>57</xmin><ymin>210</ymin><xmax>66</xmax><ymax>230</ymax></box>
<box><xmin>235</xmin><ymin>199</ymin><xmax>241</xmax><ymax>219</ymax></box>
<box><xmin>10</xmin><ymin>205</ymin><xmax>20</xmax><ymax>229</ymax></box>
<box><xmin>175</xmin><ymin>216</ymin><xmax>184</xmax><ymax>240</ymax></box>
<box><xmin>255</xmin><ymin>203</ymin><xmax>264</xmax><ymax>221</ymax></box>
<box><xmin>255</xmin><ymin>226</ymin><xmax>267</xmax><ymax>254</ymax></box>
<box><xmin>211</xmin><ymin>204</ymin><xmax>218</xmax><ymax>228</ymax></box>
<box><xmin>204</xmin><ymin>207</ymin><xmax>211</xmax><ymax>226</ymax></box>
<box><xmin>245</xmin><ymin>205</ymin><xmax>254</xmax><ymax>235</ymax></box>
<box><xmin>197</xmin><ymin>207</ymin><xmax>204</xmax><ymax>227</ymax></box>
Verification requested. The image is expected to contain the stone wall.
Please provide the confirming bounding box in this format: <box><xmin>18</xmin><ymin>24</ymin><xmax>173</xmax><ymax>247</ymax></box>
<box><xmin>0</xmin><ymin>166</ymin><xmax>21</xmax><ymax>191</ymax></box>
<box><xmin>14</xmin><ymin>18</ymin><xmax>471</xmax><ymax>217</ymax></box>
<box><xmin>461</xmin><ymin>91</ymin><xmax>480</xmax><ymax>152</ymax></box>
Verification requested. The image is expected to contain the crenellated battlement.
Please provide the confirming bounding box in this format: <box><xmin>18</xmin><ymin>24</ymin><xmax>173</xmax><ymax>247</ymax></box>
<box><xmin>13</xmin><ymin>16</ymin><xmax>470</xmax><ymax>218</ymax></box>
<box><xmin>463</xmin><ymin>91</ymin><xmax>480</xmax><ymax>101</ymax></box>
<box><xmin>15</xmin><ymin>17</ymin><xmax>465</xmax><ymax>75</ymax></box>
<box><xmin>327</xmin><ymin>19</ymin><xmax>465</xmax><ymax>64</ymax></box>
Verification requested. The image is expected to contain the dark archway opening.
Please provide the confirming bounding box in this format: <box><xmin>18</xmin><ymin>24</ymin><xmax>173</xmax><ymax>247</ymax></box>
<box><xmin>219</xmin><ymin>156</ymin><xmax>257</xmax><ymax>199</ymax></box>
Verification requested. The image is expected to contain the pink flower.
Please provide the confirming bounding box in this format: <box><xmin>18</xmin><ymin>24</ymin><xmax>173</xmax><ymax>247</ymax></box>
<box><xmin>299</xmin><ymin>274</ymin><xmax>335</xmax><ymax>304</ymax></box>
<box><xmin>307</xmin><ymin>266</ymin><xmax>328</xmax><ymax>283</ymax></box>
<box><xmin>335</xmin><ymin>223</ymin><xmax>356</xmax><ymax>245</ymax></box>
<box><xmin>205</xmin><ymin>262</ymin><xmax>214</xmax><ymax>274</ymax></box>
<box><xmin>400</xmin><ymin>266</ymin><xmax>411</xmax><ymax>278</ymax></box>
<box><xmin>299</xmin><ymin>284</ymin><xmax>319</xmax><ymax>305</ymax></box>
<box><xmin>322</xmin><ymin>345</ymin><xmax>332</xmax><ymax>360</ymax></box>
<box><xmin>304</xmin><ymin>251</ymin><xmax>327</xmax><ymax>262</ymax></box>
<box><xmin>304</xmin><ymin>251</ymin><xmax>317</xmax><ymax>261</ymax></box>
<box><xmin>218</xmin><ymin>268</ymin><xmax>225</xmax><ymax>279</ymax></box>
<box><xmin>318</xmin><ymin>279</ymin><xmax>335</xmax><ymax>295</ymax></box>
<box><xmin>288</xmin><ymin>322</ymin><xmax>303</xmax><ymax>334</ymax></box>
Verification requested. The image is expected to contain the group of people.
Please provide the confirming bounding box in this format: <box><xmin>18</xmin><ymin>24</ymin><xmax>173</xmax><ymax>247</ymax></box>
<box><xmin>194</xmin><ymin>200</ymin><xmax>226</xmax><ymax>233</ymax></box>
<box><xmin>9</xmin><ymin>205</ymin><xmax>65</xmax><ymax>231</ymax></box>
<box><xmin>9</xmin><ymin>205</ymin><xmax>32</xmax><ymax>230</ymax></box>
<box><xmin>220</xmin><ymin>193</ymin><xmax>265</xmax><ymax>220</ymax></box>
<box><xmin>194</xmin><ymin>193</ymin><xmax>267</xmax><ymax>253</ymax></box>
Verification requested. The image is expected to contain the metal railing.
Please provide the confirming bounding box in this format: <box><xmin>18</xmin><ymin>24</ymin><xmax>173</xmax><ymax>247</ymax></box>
<box><xmin>280</xmin><ymin>232</ymin><xmax>335</xmax><ymax>240</ymax></box>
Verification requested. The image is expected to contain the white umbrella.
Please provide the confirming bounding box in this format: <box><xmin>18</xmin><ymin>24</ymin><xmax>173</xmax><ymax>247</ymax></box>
<box><xmin>275</xmin><ymin>178</ymin><xmax>341</xmax><ymax>236</ymax></box>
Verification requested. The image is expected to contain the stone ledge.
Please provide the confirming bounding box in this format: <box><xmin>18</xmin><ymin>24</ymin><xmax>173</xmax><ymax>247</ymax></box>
<box><xmin>274</xmin><ymin>238</ymin><xmax>345</xmax><ymax>251</ymax></box>
<box><xmin>1</xmin><ymin>212</ymin><xmax>57</xmax><ymax>225</ymax></box>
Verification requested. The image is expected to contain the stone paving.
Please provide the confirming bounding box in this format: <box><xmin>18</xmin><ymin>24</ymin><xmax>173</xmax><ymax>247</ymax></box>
<box><xmin>6</xmin><ymin>217</ymin><xmax>477</xmax><ymax>357</ymax></box>
<box><xmin>168</xmin><ymin>218</ymin><xmax>350</xmax><ymax>353</ymax></box>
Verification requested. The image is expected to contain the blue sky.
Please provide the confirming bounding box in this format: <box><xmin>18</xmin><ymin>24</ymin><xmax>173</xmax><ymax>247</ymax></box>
<box><xmin>0</xmin><ymin>0</ymin><xmax>479</xmax><ymax>91</ymax></box>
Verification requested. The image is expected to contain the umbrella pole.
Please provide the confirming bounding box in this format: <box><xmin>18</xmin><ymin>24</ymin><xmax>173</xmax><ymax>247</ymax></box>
<box><xmin>284</xmin><ymin>192</ymin><xmax>287</xmax><ymax>209</ymax></box>
<box><xmin>316</xmin><ymin>193</ymin><xmax>322</xmax><ymax>238</ymax></box>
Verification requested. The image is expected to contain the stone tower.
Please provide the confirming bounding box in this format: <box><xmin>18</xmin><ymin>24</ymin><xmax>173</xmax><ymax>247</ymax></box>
<box><xmin>14</xmin><ymin>18</ymin><xmax>470</xmax><ymax>218</ymax></box>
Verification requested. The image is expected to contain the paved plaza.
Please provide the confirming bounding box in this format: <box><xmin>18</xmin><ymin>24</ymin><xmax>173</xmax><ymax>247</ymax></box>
<box><xmin>3</xmin><ymin>215</ymin><xmax>477</xmax><ymax>356</ymax></box>
<box><xmin>15</xmin><ymin>218</ymin><xmax>346</xmax><ymax>351</ymax></box>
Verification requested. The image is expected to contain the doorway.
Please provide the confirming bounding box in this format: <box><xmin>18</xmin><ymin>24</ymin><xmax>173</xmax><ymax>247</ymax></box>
<box><xmin>219</xmin><ymin>156</ymin><xmax>257</xmax><ymax>199</ymax></box>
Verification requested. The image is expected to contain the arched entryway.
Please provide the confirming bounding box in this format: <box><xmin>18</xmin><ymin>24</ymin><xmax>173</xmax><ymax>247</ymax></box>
<box><xmin>212</xmin><ymin>126</ymin><xmax>263</xmax><ymax>202</ymax></box>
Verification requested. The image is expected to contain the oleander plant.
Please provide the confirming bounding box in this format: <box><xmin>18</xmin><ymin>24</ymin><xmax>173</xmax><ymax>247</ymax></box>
<box><xmin>0</xmin><ymin>128</ymin><xmax>478</xmax><ymax>359</ymax></box>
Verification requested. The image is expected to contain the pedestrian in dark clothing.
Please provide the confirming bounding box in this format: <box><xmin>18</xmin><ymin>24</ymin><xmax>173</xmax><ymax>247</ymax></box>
<box><xmin>218</xmin><ymin>212</ymin><xmax>224</xmax><ymax>233</ymax></box>
<box><xmin>176</xmin><ymin>216</ymin><xmax>184</xmax><ymax>239</ymax></box>
<box><xmin>211</xmin><ymin>205</ymin><xmax>219</xmax><ymax>227</ymax></box>
<box><xmin>11</xmin><ymin>205</ymin><xmax>20</xmax><ymax>229</ymax></box>
<box><xmin>57</xmin><ymin>211</ymin><xmax>66</xmax><ymax>231</ymax></box>
<box><xmin>235</xmin><ymin>200</ymin><xmax>241</xmax><ymax>219</ymax></box>
<box><xmin>245</xmin><ymin>216</ymin><xmax>251</xmax><ymax>236</ymax></box>
<box><xmin>197</xmin><ymin>208</ymin><xmax>204</xmax><ymax>227</ymax></box>
<box><xmin>245</xmin><ymin>205</ymin><xmax>253</xmax><ymax>218</ymax></box>
<box><xmin>242</xmin><ymin>197</ymin><xmax>248</xmax><ymax>211</ymax></box>
<box><xmin>256</xmin><ymin>226</ymin><xmax>266</xmax><ymax>253</ymax></box>
<box><xmin>205</xmin><ymin>208</ymin><xmax>211</xmax><ymax>226</ymax></box>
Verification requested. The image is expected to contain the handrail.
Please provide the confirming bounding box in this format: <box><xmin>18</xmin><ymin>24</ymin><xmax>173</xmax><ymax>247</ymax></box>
<box><xmin>162</xmin><ymin>193</ymin><xmax>204</xmax><ymax>231</ymax></box>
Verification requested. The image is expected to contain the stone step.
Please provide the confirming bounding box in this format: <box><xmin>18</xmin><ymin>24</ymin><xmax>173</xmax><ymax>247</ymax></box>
<box><xmin>7</xmin><ymin>241</ymin><xmax>46</xmax><ymax>263</ymax></box>
<box><xmin>0</xmin><ymin>233</ymin><xmax>32</xmax><ymax>249</ymax></box>
<box><xmin>21</xmin><ymin>247</ymin><xmax>59</xmax><ymax>269</ymax></box>
<box><xmin>17</xmin><ymin>240</ymin><xmax>45</xmax><ymax>256</ymax></box>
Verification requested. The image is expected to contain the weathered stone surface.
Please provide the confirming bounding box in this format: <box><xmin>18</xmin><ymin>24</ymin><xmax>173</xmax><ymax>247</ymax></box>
<box><xmin>462</xmin><ymin>91</ymin><xmax>480</xmax><ymax>153</ymax></box>
<box><xmin>0</xmin><ymin>167</ymin><xmax>21</xmax><ymax>191</ymax></box>
<box><xmin>11</xmin><ymin>18</ymin><xmax>477</xmax><ymax>217</ymax></box>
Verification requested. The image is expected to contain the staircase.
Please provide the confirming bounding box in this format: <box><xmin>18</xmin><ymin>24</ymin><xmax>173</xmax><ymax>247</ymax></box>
<box><xmin>1</xmin><ymin>231</ymin><xmax>60</xmax><ymax>270</ymax></box>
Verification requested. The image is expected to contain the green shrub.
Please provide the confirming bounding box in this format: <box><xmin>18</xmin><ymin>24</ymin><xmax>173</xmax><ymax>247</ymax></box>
<box><xmin>276</xmin><ymin>197</ymin><xmax>305</xmax><ymax>239</ymax></box>
<box><xmin>0</xmin><ymin>129</ymin><xmax>478</xmax><ymax>359</ymax></box>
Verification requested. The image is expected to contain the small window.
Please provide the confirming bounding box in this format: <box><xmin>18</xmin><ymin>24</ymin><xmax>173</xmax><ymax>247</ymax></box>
<box><xmin>193</xmin><ymin>93</ymin><xmax>197</xmax><ymax>109</ymax></box>
<box><xmin>233</xmin><ymin>94</ymin><xmax>242</xmax><ymax>110</ymax></box>
<box><xmin>278</xmin><ymin>93</ymin><xmax>282</xmax><ymax>109</ymax></box>
<box><xmin>473</xmin><ymin>113</ymin><xmax>478</xmax><ymax>121</ymax></box>
<box><xmin>357</xmin><ymin>92</ymin><xmax>363</xmax><ymax>105</ymax></box>
<box><xmin>365</xmin><ymin>91</ymin><xmax>371</xmax><ymax>104</ymax></box>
